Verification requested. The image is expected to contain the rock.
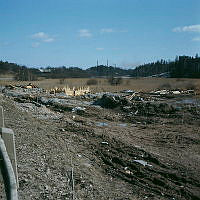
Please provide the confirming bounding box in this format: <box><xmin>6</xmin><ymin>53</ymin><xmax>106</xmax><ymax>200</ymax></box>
<box><xmin>101</xmin><ymin>141</ymin><xmax>109</xmax><ymax>145</ymax></box>
<box><xmin>0</xmin><ymin>86</ymin><xmax>5</xmax><ymax>92</ymax></box>
<box><xmin>39</xmin><ymin>97</ymin><xmax>49</xmax><ymax>104</ymax></box>
<box><xmin>93</xmin><ymin>94</ymin><xmax>131</xmax><ymax>109</ymax></box>
<box><xmin>121</xmin><ymin>89</ymin><xmax>135</xmax><ymax>94</ymax></box>
<box><xmin>158</xmin><ymin>103</ymin><xmax>176</xmax><ymax>114</ymax></box>
<box><xmin>93</xmin><ymin>94</ymin><xmax>119</xmax><ymax>108</ymax></box>
<box><xmin>72</xmin><ymin>107</ymin><xmax>86</xmax><ymax>114</ymax></box>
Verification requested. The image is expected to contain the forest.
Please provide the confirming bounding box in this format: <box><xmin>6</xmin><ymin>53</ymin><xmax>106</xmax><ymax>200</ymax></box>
<box><xmin>131</xmin><ymin>54</ymin><xmax>200</xmax><ymax>78</ymax></box>
<box><xmin>0</xmin><ymin>54</ymin><xmax>200</xmax><ymax>80</ymax></box>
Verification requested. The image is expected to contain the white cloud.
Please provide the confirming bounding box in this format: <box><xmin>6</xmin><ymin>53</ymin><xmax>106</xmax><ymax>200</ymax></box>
<box><xmin>31</xmin><ymin>42</ymin><xmax>40</xmax><ymax>48</ymax></box>
<box><xmin>192</xmin><ymin>37</ymin><xmax>200</xmax><ymax>41</ymax></box>
<box><xmin>31</xmin><ymin>32</ymin><xmax>48</xmax><ymax>39</ymax></box>
<box><xmin>96</xmin><ymin>48</ymin><xmax>104</xmax><ymax>51</ymax></box>
<box><xmin>173</xmin><ymin>24</ymin><xmax>200</xmax><ymax>32</ymax></box>
<box><xmin>31</xmin><ymin>32</ymin><xmax>55</xmax><ymax>43</ymax></box>
<box><xmin>43</xmin><ymin>38</ymin><xmax>54</xmax><ymax>43</ymax></box>
<box><xmin>78</xmin><ymin>29</ymin><xmax>92</xmax><ymax>37</ymax></box>
<box><xmin>100</xmin><ymin>28</ymin><xmax>115</xmax><ymax>33</ymax></box>
<box><xmin>100</xmin><ymin>28</ymin><xmax>128</xmax><ymax>34</ymax></box>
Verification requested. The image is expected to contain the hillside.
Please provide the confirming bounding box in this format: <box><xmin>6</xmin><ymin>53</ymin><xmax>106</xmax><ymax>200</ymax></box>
<box><xmin>0</xmin><ymin>61</ymin><xmax>41</xmax><ymax>81</ymax></box>
<box><xmin>131</xmin><ymin>55</ymin><xmax>200</xmax><ymax>78</ymax></box>
<box><xmin>1</xmin><ymin>54</ymin><xmax>200</xmax><ymax>80</ymax></box>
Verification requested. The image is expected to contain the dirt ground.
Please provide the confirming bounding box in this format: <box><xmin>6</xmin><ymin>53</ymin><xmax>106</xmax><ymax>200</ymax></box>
<box><xmin>0</xmin><ymin>87</ymin><xmax>200</xmax><ymax>199</ymax></box>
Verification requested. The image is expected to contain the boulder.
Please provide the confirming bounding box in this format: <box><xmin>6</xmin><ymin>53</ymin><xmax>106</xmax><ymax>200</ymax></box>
<box><xmin>93</xmin><ymin>94</ymin><xmax>131</xmax><ymax>109</ymax></box>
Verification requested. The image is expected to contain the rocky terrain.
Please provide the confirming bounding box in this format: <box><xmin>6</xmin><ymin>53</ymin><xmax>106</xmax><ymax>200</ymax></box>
<box><xmin>0</xmin><ymin>86</ymin><xmax>200</xmax><ymax>200</ymax></box>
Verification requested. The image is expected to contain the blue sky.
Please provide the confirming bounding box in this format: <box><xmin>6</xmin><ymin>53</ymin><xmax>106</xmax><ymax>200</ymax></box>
<box><xmin>0</xmin><ymin>0</ymin><xmax>200</xmax><ymax>69</ymax></box>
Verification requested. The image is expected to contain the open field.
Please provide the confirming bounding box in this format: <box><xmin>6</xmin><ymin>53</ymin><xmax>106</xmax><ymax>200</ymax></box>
<box><xmin>1</xmin><ymin>77</ymin><xmax>200</xmax><ymax>93</ymax></box>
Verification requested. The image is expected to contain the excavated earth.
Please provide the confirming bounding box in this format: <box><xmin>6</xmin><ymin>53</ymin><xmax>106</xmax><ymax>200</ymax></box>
<box><xmin>0</xmin><ymin>88</ymin><xmax>200</xmax><ymax>200</ymax></box>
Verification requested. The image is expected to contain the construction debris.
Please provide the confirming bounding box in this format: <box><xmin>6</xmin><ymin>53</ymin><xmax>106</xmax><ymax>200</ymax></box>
<box><xmin>49</xmin><ymin>86</ymin><xmax>90</xmax><ymax>96</ymax></box>
<box><xmin>1</xmin><ymin>85</ymin><xmax>199</xmax><ymax>119</ymax></box>
<box><xmin>0</xmin><ymin>85</ymin><xmax>200</xmax><ymax>200</ymax></box>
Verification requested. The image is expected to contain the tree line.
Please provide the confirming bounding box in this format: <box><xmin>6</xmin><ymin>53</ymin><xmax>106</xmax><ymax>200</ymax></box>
<box><xmin>131</xmin><ymin>54</ymin><xmax>200</xmax><ymax>78</ymax></box>
<box><xmin>0</xmin><ymin>61</ymin><xmax>40</xmax><ymax>81</ymax></box>
<box><xmin>0</xmin><ymin>54</ymin><xmax>200</xmax><ymax>80</ymax></box>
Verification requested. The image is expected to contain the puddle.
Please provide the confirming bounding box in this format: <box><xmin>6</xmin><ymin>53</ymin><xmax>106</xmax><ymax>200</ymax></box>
<box><xmin>118</xmin><ymin>123</ymin><xmax>127</xmax><ymax>127</ymax></box>
<box><xmin>176</xmin><ymin>98</ymin><xmax>200</xmax><ymax>106</ymax></box>
<box><xmin>181</xmin><ymin>99</ymin><xmax>200</xmax><ymax>105</ymax></box>
<box><xmin>96</xmin><ymin>122</ymin><xmax>108</xmax><ymax>127</ymax></box>
<box><xmin>72</xmin><ymin>106</ymin><xmax>86</xmax><ymax>113</ymax></box>
<box><xmin>133</xmin><ymin>160</ymin><xmax>153</xmax><ymax>167</ymax></box>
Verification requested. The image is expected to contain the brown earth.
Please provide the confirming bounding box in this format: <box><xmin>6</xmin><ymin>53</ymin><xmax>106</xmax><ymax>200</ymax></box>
<box><xmin>0</xmin><ymin>90</ymin><xmax>200</xmax><ymax>200</ymax></box>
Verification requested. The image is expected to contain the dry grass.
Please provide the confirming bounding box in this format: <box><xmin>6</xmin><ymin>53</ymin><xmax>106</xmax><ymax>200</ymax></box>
<box><xmin>1</xmin><ymin>77</ymin><xmax>200</xmax><ymax>93</ymax></box>
<box><xmin>0</xmin><ymin>74</ymin><xmax>14</xmax><ymax>78</ymax></box>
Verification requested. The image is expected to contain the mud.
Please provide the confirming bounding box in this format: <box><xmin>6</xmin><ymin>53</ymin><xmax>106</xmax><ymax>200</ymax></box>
<box><xmin>63</xmin><ymin>116</ymin><xmax>200</xmax><ymax>200</ymax></box>
<box><xmin>0</xmin><ymin>87</ymin><xmax>200</xmax><ymax>199</ymax></box>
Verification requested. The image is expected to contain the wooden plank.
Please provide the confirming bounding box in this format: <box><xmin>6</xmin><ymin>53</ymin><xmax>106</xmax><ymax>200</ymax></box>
<box><xmin>0</xmin><ymin>137</ymin><xmax>18</xmax><ymax>199</ymax></box>
<box><xmin>0</xmin><ymin>128</ymin><xmax>18</xmax><ymax>187</ymax></box>
<box><xmin>0</xmin><ymin>106</ymin><xmax>4</xmax><ymax>128</ymax></box>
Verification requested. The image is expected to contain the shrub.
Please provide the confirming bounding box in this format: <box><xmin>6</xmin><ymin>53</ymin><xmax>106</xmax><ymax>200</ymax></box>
<box><xmin>15</xmin><ymin>70</ymin><xmax>37</xmax><ymax>81</ymax></box>
<box><xmin>107</xmin><ymin>77</ymin><xmax>123</xmax><ymax>85</ymax></box>
<box><xmin>86</xmin><ymin>79</ymin><xmax>98</xmax><ymax>85</ymax></box>
<box><xmin>59</xmin><ymin>78</ymin><xmax>66</xmax><ymax>84</ymax></box>
<box><xmin>125</xmin><ymin>79</ymin><xmax>130</xmax><ymax>85</ymax></box>
<box><xmin>159</xmin><ymin>83</ymin><xmax>171</xmax><ymax>90</ymax></box>
<box><xmin>185</xmin><ymin>82</ymin><xmax>196</xmax><ymax>90</ymax></box>
<box><xmin>175</xmin><ymin>78</ymin><xmax>185</xmax><ymax>82</ymax></box>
